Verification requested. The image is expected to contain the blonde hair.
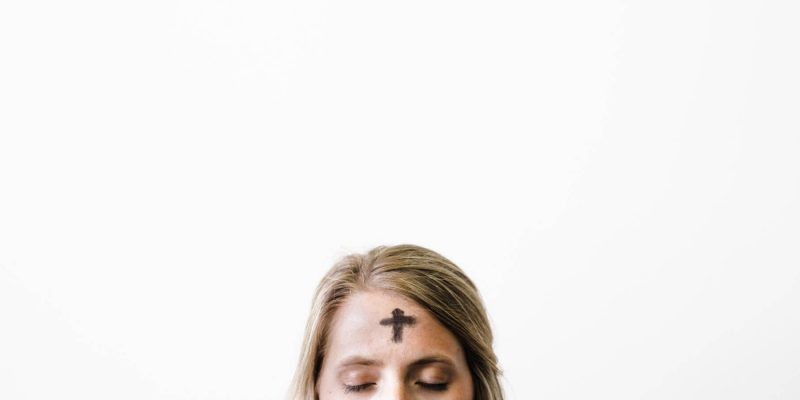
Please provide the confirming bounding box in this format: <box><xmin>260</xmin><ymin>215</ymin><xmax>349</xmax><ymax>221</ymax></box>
<box><xmin>290</xmin><ymin>244</ymin><xmax>503</xmax><ymax>400</ymax></box>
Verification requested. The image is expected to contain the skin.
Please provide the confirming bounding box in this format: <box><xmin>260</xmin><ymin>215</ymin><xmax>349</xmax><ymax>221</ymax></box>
<box><xmin>317</xmin><ymin>289</ymin><xmax>474</xmax><ymax>400</ymax></box>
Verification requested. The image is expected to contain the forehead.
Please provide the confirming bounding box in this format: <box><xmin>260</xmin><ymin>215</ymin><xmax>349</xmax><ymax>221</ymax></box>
<box><xmin>324</xmin><ymin>290</ymin><xmax>462</xmax><ymax>363</ymax></box>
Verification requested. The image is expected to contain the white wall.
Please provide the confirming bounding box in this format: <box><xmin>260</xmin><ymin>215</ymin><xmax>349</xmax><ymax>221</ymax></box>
<box><xmin>1</xmin><ymin>1</ymin><xmax>798</xmax><ymax>399</ymax></box>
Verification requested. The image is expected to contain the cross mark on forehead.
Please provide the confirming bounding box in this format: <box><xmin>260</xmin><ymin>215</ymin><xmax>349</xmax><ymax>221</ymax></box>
<box><xmin>379</xmin><ymin>308</ymin><xmax>416</xmax><ymax>343</ymax></box>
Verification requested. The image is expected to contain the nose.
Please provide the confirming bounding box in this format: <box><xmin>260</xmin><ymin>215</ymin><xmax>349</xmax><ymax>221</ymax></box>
<box><xmin>377</xmin><ymin>380</ymin><xmax>411</xmax><ymax>400</ymax></box>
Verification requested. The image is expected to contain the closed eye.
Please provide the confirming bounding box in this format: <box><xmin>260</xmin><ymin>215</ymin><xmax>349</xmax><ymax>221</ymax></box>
<box><xmin>418</xmin><ymin>382</ymin><xmax>449</xmax><ymax>392</ymax></box>
<box><xmin>344</xmin><ymin>383</ymin><xmax>374</xmax><ymax>393</ymax></box>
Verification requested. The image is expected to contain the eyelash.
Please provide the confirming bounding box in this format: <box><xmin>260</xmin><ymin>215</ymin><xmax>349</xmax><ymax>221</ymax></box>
<box><xmin>418</xmin><ymin>382</ymin><xmax>449</xmax><ymax>392</ymax></box>
<box><xmin>343</xmin><ymin>383</ymin><xmax>372</xmax><ymax>393</ymax></box>
<box><xmin>343</xmin><ymin>382</ymin><xmax>449</xmax><ymax>393</ymax></box>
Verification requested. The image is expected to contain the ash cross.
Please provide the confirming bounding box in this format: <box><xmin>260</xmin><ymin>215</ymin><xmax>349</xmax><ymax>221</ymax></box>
<box><xmin>380</xmin><ymin>308</ymin><xmax>416</xmax><ymax>343</ymax></box>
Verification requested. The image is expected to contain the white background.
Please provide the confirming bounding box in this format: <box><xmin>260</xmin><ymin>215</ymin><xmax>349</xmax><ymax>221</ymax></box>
<box><xmin>1</xmin><ymin>0</ymin><xmax>799</xmax><ymax>399</ymax></box>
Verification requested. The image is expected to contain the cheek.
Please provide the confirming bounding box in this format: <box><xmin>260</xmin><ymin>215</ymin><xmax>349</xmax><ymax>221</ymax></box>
<box><xmin>450</xmin><ymin>375</ymin><xmax>474</xmax><ymax>400</ymax></box>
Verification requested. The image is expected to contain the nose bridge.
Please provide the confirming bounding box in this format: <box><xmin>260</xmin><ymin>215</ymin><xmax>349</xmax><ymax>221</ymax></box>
<box><xmin>385</xmin><ymin>385</ymin><xmax>409</xmax><ymax>400</ymax></box>
<box><xmin>377</xmin><ymin>373</ymin><xmax>410</xmax><ymax>400</ymax></box>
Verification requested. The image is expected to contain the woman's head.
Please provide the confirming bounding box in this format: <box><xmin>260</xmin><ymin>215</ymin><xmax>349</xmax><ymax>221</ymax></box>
<box><xmin>291</xmin><ymin>244</ymin><xmax>503</xmax><ymax>400</ymax></box>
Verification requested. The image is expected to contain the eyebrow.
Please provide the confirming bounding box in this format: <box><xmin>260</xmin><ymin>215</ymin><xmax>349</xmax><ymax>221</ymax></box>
<box><xmin>337</xmin><ymin>356</ymin><xmax>383</xmax><ymax>368</ymax></box>
<box><xmin>409</xmin><ymin>355</ymin><xmax>455</xmax><ymax>368</ymax></box>
<box><xmin>336</xmin><ymin>354</ymin><xmax>455</xmax><ymax>369</ymax></box>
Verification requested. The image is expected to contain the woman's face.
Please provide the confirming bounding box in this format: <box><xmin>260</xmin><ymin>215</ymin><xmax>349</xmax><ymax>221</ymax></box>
<box><xmin>316</xmin><ymin>289</ymin><xmax>474</xmax><ymax>400</ymax></box>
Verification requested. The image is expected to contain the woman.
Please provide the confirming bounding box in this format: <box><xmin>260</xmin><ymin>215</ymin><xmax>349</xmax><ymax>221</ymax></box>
<box><xmin>290</xmin><ymin>244</ymin><xmax>503</xmax><ymax>399</ymax></box>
